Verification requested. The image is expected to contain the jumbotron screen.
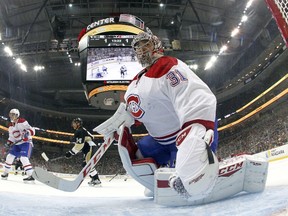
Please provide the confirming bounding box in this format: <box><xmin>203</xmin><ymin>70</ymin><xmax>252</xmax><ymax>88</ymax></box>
<box><xmin>86</xmin><ymin>35</ymin><xmax>143</xmax><ymax>81</ymax></box>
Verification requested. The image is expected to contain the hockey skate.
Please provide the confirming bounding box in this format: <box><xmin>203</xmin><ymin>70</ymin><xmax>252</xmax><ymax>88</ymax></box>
<box><xmin>1</xmin><ymin>173</ymin><xmax>8</xmax><ymax>180</ymax></box>
<box><xmin>88</xmin><ymin>179</ymin><xmax>102</xmax><ymax>187</ymax></box>
<box><xmin>23</xmin><ymin>175</ymin><xmax>35</xmax><ymax>182</ymax></box>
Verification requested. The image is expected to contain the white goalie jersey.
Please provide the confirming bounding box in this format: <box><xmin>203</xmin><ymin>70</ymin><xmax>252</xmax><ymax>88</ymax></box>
<box><xmin>124</xmin><ymin>56</ymin><xmax>217</xmax><ymax>144</ymax></box>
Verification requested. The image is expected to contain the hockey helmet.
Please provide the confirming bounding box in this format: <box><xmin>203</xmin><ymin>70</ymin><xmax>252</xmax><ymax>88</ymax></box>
<box><xmin>131</xmin><ymin>27</ymin><xmax>163</xmax><ymax>67</ymax></box>
<box><xmin>72</xmin><ymin>117</ymin><xmax>83</xmax><ymax>126</ymax></box>
<box><xmin>9</xmin><ymin>108</ymin><xmax>20</xmax><ymax>121</ymax></box>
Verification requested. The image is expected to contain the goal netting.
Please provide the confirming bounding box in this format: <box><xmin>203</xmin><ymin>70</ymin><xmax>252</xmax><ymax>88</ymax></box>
<box><xmin>265</xmin><ymin>0</ymin><xmax>288</xmax><ymax>46</ymax></box>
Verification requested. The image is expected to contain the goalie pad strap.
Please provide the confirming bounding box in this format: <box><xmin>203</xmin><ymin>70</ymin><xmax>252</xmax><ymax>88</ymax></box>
<box><xmin>206</xmin><ymin>143</ymin><xmax>215</xmax><ymax>164</ymax></box>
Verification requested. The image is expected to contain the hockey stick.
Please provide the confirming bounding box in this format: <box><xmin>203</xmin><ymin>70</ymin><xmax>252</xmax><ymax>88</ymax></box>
<box><xmin>32</xmin><ymin>133</ymin><xmax>115</xmax><ymax>192</ymax></box>
<box><xmin>41</xmin><ymin>152</ymin><xmax>65</xmax><ymax>162</ymax></box>
<box><xmin>109</xmin><ymin>173</ymin><xmax>119</xmax><ymax>182</ymax></box>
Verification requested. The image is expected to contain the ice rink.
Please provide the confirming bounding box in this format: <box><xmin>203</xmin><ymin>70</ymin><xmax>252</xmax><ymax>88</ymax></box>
<box><xmin>1</xmin><ymin>158</ymin><xmax>288</xmax><ymax>216</ymax></box>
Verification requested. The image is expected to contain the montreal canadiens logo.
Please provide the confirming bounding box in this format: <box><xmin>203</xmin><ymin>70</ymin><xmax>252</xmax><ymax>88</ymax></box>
<box><xmin>126</xmin><ymin>94</ymin><xmax>145</xmax><ymax>119</ymax></box>
<box><xmin>13</xmin><ymin>130</ymin><xmax>22</xmax><ymax>139</ymax></box>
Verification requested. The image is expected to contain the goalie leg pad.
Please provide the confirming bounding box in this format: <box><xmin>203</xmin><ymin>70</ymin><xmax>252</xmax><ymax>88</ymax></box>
<box><xmin>243</xmin><ymin>155</ymin><xmax>269</xmax><ymax>193</ymax></box>
<box><xmin>175</xmin><ymin>124</ymin><xmax>219</xmax><ymax>197</ymax></box>
<box><xmin>154</xmin><ymin>154</ymin><xmax>268</xmax><ymax>206</ymax></box>
<box><xmin>118</xmin><ymin>125</ymin><xmax>158</xmax><ymax>192</ymax></box>
<box><xmin>154</xmin><ymin>167</ymin><xmax>219</xmax><ymax>206</ymax></box>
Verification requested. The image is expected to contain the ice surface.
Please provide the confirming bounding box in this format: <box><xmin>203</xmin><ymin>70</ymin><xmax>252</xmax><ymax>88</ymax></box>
<box><xmin>1</xmin><ymin>158</ymin><xmax>288</xmax><ymax>216</ymax></box>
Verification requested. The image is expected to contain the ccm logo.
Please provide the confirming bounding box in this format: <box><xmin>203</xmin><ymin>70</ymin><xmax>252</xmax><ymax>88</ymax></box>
<box><xmin>219</xmin><ymin>161</ymin><xmax>244</xmax><ymax>177</ymax></box>
<box><xmin>82</xmin><ymin>142</ymin><xmax>109</xmax><ymax>178</ymax></box>
<box><xmin>176</xmin><ymin>127</ymin><xmax>192</xmax><ymax>146</ymax></box>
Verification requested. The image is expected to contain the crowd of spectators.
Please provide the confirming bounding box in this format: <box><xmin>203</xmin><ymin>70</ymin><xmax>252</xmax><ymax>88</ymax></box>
<box><xmin>28</xmin><ymin>143</ymin><xmax>125</xmax><ymax>175</ymax></box>
<box><xmin>0</xmin><ymin>96</ymin><xmax>287</xmax><ymax>175</ymax></box>
<box><xmin>217</xmin><ymin>100</ymin><xmax>288</xmax><ymax>159</ymax></box>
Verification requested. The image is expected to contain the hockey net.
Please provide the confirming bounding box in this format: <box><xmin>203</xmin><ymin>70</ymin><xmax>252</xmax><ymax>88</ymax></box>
<box><xmin>265</xmin><ymin>0</ymin><xmax>288</xmax><ymax>46</ymax></box>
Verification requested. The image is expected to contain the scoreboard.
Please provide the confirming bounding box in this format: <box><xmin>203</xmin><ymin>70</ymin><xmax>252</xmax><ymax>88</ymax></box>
<box><xmin>88</xmin><ymin>35</ymin><xmax>135</xmax><ymax>47</ymax></box>
<box><xmin>78</xmin><ymin>14</ymin><xmax>144</xmax><ymax>110</ymax></box>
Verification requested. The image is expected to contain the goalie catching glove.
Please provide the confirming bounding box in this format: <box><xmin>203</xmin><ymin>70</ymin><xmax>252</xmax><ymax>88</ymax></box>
<box><xmin>93</xmin><ymin>102</ymin><xmax>134</xmax><ymax>137</ymax></box>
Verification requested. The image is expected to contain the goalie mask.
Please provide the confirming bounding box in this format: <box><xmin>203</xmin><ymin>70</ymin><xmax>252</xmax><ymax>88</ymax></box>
<box><xmin>131</xmin><ymin>28</ymin><xmax>163</xmax><ymax>67</ymax></box>
<box><xmin>9</xmin><ymin>108</ymin><xmax>20</xmax><ymax>122</ymax></box>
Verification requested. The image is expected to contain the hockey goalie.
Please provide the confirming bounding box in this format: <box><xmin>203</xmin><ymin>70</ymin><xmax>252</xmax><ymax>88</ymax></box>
<box><xmin>94</xmin><ymin>28</ymin><xmax>269</xmax><ymax>206</ymax></box>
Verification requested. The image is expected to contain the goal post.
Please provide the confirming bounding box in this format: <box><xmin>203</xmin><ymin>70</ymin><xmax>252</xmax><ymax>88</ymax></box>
<box><xmin>265</xmin><ymin>0</ymin><xmax>288</xmax><ymax>46</ymax></box>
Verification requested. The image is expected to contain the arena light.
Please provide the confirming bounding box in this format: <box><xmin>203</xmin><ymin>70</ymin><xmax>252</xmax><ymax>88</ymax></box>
<box><xmin>189</xmin><ymin>64</ymin><xmax>198</xmax><ymax>70</ymax></box>
<box><xmin>34</xmin><ymin>65</ymin><xmax>45</xmax><ymax>71</ymax></box>
<box><xmin>219</xmin><ymin>45</ymin><xmax>228</xmax><ymax>54</ymax></box>
<box><xmin>231</xmin><ymin>28</ymin><xmax>240</xmax><ymax>37</ymax></box>
<box><xmin>241</xmin><ymin>15</ymin><xmax>248</xmax><ymax>22</ymax></box>
<box><xmin>246</xmin><ymin>0</ymin><xmax>254</xmax><ymax>9</ymax></box>
<box><xmin>4</xmin><ymin>46</ymin><xmax>13</xmax><ymax>56</ymax></box>
<box><xmin>20</xmin><ymin>64</ymin><xmax>27</xmax><ymax>72</ymax></box>
<box><xmin>204</xmin><ymin>55</ymin><xmax>218</xmax><ymax>70</ymax></box>
<box><xmin>15</xmin><ymin>58</ymin><xmax>22</xmax><ymax>65</ymax></box>
<box><xmin>203</xmin><ymin>0</ymin><xmax>258</xmax><ymax>70</ymax></box>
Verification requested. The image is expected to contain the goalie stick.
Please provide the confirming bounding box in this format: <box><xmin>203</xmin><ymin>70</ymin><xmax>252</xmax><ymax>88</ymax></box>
<box><xmin>32</xmin><ymin>133</ymin><xmax>115</xmax><ymax>192</ymax></box>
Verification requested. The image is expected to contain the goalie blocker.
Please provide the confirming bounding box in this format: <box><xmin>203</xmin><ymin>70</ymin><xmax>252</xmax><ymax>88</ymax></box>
<box><xmin>117</xmin><ymin>125</ymin><xmax>269</xmax><ymax>206</ymax></box>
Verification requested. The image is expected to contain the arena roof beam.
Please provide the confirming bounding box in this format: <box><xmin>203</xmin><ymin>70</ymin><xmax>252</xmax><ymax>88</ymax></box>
<box><xmin>21</xmin><ymin>0</ymin><xmax>49</xmax><ymax>45</ymax></box>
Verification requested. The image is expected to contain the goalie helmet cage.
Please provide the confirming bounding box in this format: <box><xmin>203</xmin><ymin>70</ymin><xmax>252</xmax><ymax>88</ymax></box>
<box><xmin>265</xmin><ymin>0</ymin><xmax>288</xmax><ymax>46</ymax></box>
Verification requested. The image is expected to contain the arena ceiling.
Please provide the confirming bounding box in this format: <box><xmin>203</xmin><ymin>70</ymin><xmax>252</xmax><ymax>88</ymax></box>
<box><xmin>0</xmin><ymin>0</ymin><xmax>285</xmax><ymax>118</ymax></box>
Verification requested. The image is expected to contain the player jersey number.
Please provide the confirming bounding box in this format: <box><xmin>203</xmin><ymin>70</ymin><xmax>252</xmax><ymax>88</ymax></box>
<box><xmin>76</xmin><ymin>138</ymin><xmax>82</xmax><ymax>144</ymax></box>
<box><xmin>166</xmin><ymin>69</ymin><xmax>187</xmax><ymax>87</ymax></box>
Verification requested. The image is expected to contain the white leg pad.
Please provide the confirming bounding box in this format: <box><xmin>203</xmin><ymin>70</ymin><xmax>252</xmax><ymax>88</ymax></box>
<box><xmin>154</xmin><ymin>154</ymin><xmax>269</xmax><ymax>206</ymax></box>
<box><xmin>154</xmin><ymin>168</ymin><xmax>193</xmax><ymax>206</ymax></box>
<box><xmin>243</xmin><ymin>155</ymin><xmax>269</xmax><ymax>193</ymax></box>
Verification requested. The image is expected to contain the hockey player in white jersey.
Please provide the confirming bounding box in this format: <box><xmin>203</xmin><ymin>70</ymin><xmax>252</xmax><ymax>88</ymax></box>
<box><xmin>120</xmin><ymin>65</ymin><xmax>127</xmax><ymax>78</ymax></box>
<box><xmin>127</xmin><ymin>28</ymin><xmax>218</xmax><ymax>198</ymax></box>
<box><xmin>96</xmin><ymin>28</ymin><xmax>218</xmax><ymax>197</ymax></box>
<box><xmin>1</xmin><ymin>109</ymin><xmax>35</xmax><ymax>181</ymax></box>
<box><xmin>94</xmin><ymin>28</ymin><xmax>268</xmax><ymax>205</ymax></box>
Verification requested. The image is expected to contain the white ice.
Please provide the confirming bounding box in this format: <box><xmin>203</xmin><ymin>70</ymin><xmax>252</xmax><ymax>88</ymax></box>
<box><xmin>1</xmin><ymin>158</ymin><xmax>288</xmax><ymax>216</ymax></box>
